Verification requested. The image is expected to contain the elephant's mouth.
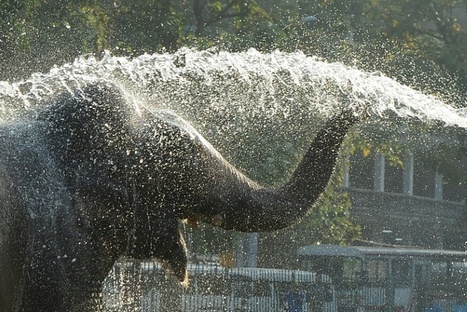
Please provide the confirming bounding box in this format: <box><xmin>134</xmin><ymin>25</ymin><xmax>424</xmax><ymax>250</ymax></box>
<box><xmin>184</xmin><ymin>213</ymin><xmax>224</xmax><ymax>229</ymax></box>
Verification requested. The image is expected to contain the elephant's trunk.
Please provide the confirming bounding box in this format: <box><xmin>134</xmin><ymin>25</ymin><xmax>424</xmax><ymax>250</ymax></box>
<box><xmin>212</xmin><ymin>111</ymin><xmax>358</xmax><ymax>232</ymax></box>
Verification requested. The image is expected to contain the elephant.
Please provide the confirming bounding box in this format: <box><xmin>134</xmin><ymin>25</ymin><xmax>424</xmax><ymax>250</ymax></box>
<box><xmin>0</xmin><ymin>82</ymin><xmax>360</xmax><ymax>311</ymax></box>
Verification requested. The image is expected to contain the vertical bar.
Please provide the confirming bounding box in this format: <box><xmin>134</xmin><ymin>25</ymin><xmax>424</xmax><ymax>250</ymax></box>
<box><xmin>374</xmin><ymin>153</ymin><xmax>385</xmax><ymax>192</ymax></box>
<box><xmin>343</xmin><ymin>147</ymin><xmax>350</xmax><ymax>188</ymax></box>
<box><xmin>386</xmin><ymin>259</ymin><xmax>395</xmax><ymax>312</ymax></box>
<box><xmin>403</xmin><ymin>150</ymin><xmax>414</xmax><ymax>195</ymax></box>
<box><xmin>247</xmin><ymin>233</ymin><xmax>258</xmax><ymax>268</ymax></box>
<box><xmin>434</xmin><ymin>173</ymin><xmax>443</xmax><ymax>200</ymax></box>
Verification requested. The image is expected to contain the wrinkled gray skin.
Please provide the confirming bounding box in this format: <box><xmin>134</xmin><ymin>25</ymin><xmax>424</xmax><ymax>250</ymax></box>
<box><xmin>0</xmin><ymin>83</ymin><xmax>359</xmax><ymax>311</ymax></box>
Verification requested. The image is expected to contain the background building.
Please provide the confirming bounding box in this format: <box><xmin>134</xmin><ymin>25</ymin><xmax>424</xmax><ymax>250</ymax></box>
<box><xmin>347</xmin><ymin>147</ymin><xmax>467</xmax><ymax>250</ymax></box>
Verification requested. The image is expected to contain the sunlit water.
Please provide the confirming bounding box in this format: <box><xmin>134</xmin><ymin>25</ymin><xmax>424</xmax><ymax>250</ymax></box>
<box><xmin>1</xmin><ymin>49</ymin><xmax>465</xmax><ymax>311</ymax></box>
<box><xmin>1</xmin><ymin>48</ymin><xmax>466</xmax><ymax>126</ymax></box>
<box><xmin>2</xmin><ymin>48</ymin><xmax>466</xmax><ymax>176</ymax></box>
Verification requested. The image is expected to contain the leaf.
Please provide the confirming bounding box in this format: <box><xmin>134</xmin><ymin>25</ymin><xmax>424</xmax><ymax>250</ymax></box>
<box><xmin>210</xmin><ymin>1</ymin><xmax>223</xmax><ymax>12</ymax></box>
<box><xmin>362</xmin><ymin>145</ymin><xmax>372</xmax><ymax>158</ymax></box>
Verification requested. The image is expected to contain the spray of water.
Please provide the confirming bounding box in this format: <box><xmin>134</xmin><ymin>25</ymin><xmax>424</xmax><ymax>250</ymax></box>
<box><xmin>0</xmin><ymin>48</ymin><xmax>465</xmax><ymax>127</ymax></box>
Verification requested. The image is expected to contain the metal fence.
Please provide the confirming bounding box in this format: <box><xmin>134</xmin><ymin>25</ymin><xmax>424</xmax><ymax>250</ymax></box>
<box><xmin>101</xmin><ymin>260</ymin><xmax>336</xmax><ymax>312</ymax></box>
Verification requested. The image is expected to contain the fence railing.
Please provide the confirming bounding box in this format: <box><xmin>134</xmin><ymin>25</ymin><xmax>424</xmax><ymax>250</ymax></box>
<box><xmin>99</xmin><ymin>259</ymin><xmax>467</xmax><ymax>311</ymax></box>
<box><xmin>101</xmin><ymin>260</ymin><xmax>336</xmax><ymax>312</ymax></box>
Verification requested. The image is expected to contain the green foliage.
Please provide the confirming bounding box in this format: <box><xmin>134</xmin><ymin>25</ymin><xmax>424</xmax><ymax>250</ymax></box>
<box><xmin>309</xmin><ymin>188</ymin><xmax>361</xmax><ymax>244</ymax></box>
